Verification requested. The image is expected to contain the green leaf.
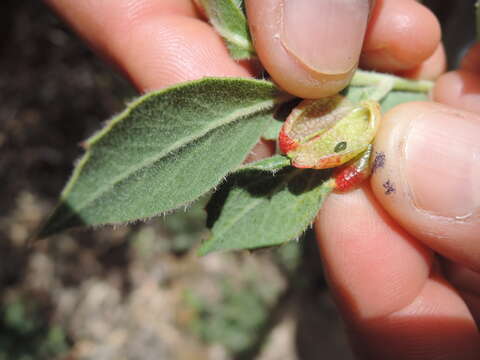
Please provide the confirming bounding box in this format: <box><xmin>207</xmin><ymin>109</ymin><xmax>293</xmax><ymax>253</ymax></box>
<box><xmin>262</xmin><ymin>118</ymin><xmax>283</xmax><ymax>141</ymax></box>
<box><xmin>39</xmin><ymin>78</ymin><xmax>283</xmax><ymax>237</ymax></box>
<box><xmin>344</xmin><ymin>86</ymin><xmax>429</xmax><ymax>113</ymax></box>
<box><xmin>200</xmin><ymin>0</ymin><xmax>254</xmax><ymax>59</ymax></box>
<box><xmin>262</xmin><ymin>98</ymin><xmax>301</xmax><ymax>141</ymax></box>
<box><xmin>351</xmin><ymin>70</ymin><xmax>433</xmax><ymax>93</ymax></box>
<box><xmin>263</xmin><ymin>71</ymin><xmax>432</xmax><ymax>142</ymax></box>
<box><xmin>378</xmin><ymin>90</ymin><xmax>429</xmax><ymax>112</ymax></box>
<box><xmin>199</xmin><ymin>159</ymin><xmax>334</xmax><ymax>255</ymax></box>
<box><xmin>237</xmin><ymin>155</ymin><xmax>291</xmax><ymax>172</ymax></box>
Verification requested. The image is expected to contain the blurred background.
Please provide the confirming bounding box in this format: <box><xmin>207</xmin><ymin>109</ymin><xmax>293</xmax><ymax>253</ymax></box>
<box><xmin>0</xmin><ymin>1</ymin><xmax>477</xmax><ymax>359</ymax></box>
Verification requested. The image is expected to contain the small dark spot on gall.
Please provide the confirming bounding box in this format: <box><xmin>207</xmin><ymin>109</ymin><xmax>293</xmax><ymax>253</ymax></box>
<box><xmin>334</xmin><ymin>141</ymin><xmax>347</xmax><ymax>153</ymax></box>
<box><xmin>372</xmin><ymin>151</ymin><xmax>386</xmax><ymax>174</ymax></box>
<box><xmin>383</xmin><ymin>180</ymin><xmax>396</xmax><ymax>195</ymax></box>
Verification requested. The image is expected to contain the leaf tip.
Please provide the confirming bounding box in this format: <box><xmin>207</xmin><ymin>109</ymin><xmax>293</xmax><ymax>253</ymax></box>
<box><xmin>197</xmin><ymin>241</ymin><xmax>214</xmax><ymax>256</ymax></box>
<box><xmin>35</xmin><ymin>201</ymin><xmax>85</xmax><ymax>240</ymax></box>
<box><xmin>197</xmin><ymin>234</ymin><xmax>228</xmax><ymax>256</ymax></box>
<box><xmin>35</xmin><ymin>214</ymin><xmax>64</xmax><ymax>240</ymax></box>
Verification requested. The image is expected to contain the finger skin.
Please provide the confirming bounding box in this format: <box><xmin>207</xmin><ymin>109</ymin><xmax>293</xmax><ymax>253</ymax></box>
<box><xmin>461</xmin><ymin>42</ymin><xmax>480</xmax><ymax>74</ymax></box>
<box><xmin>361</xmin><ymin>0</ymin><xmax>441</xmax><ymax>72</ymax></box>
<box><xmin>350</xmin><ymin>276</ymin><xmax>480</xmax><ymax>360</ymax></box>
<box><xmin>433</xmin><ymin>70</ymin><xmax>480</xmax><ymax>114</ymax></box>
<box><xmin>316</xmin><ymin>188</ymin><xmax>480</xmax><ymax>359</ymax></box>
<box><xmin>45</xmin><ymin>0</ymin><xmax>252</xmax><ymax>91</ymax></box>
<box><xmin>49</xmin><ymin>0</ymin><xmax>441</xmax><ymax>97</ymax></box>
<box><xmin>399</xmin><ymin>43</ymin><xmax>446</xmax><ymax>81</ymax></box>
<box><xmin>371</xmin><ymin>102</ymin><xmax>480</xmax><ymax>272</ymax></box>
<box><xmin>45</xmin><ymin>0</ymin><xmax>198</xmax><ymax>49</ymax></box>
<box><xmin>461</xmin><ymin>292</ymin><xmax>480</xmax><ymax>326</ymax></box>
<box><xmin>246</xmin><ymin>0</ymin><xmax>360</xmax><ymax>99</ymax></box>
<box><xmin>247</xmin><ymin>0</ymin><xmax>440</xmax><ymax>99</ymax></box>
<box><xmin>444</xmin><ymin>262</ymin><xmax>480</xmax><ymax>326</ymax></box>
<box><xmin>317</xmin><ymin>188</ymin><xmax>432</xmax><ymax>320</ymax></box>
<box><xmin>244</xmin><ymin>139</ymin><xmax>276</xmax><ymax>164</ymax></box>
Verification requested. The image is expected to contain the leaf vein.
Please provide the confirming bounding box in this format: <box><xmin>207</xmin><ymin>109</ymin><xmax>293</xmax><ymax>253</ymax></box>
<box><xmin>63</xmin><ymin>98</ymin><xmax>276</xmax><ymax>215</ymax></box>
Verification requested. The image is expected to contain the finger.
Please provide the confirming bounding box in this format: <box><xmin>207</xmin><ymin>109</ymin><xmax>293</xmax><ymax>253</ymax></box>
<box><xmin>316</xmin><ymin>189</ymin><xmax>480</xmax><ymax>359</ymax></box>
<box><xmin>244</xmin><ymin>139</ymin><xmax>276</xmax><ymax>163</ymax></box>
<box><xmin>371</xmin><ymin>102</ymin><xmax>480</xmax><ymax>271</ymax></box>
<box><xmin>316</xmin><ymin>188</ymin><xmax>433</xmax><ymax>319</ymax></box>
<box><xmin>398</xmin><ymin>43</ymin><xmax>447</xmax><ymax>81</ymax></box>
<box><xmin>246</xmin><ymin>0</ymin><xmax>372</xmax><ymax>99</ymax></box>
<box><xmin>433</xmin><ymin>70</ymin><xmax>480</xmax><ymax>114</ymax></box>
<box><xmin>45</xmin><ymin>0</ymin><xmax>252</xmax><ymax>91</ymax></box>
<box><xmin>360</xmin><ymin>0</ymin><xmax>441</xmax><ymax>73</ymax></box>
<box><xmin>461</xmin><ymin>42</ymin><xmax>480</xmax><ymax>74</ymax></box>
<box><xmin>45</xmin><ymin>0</ymin><xmax>198</xmax><ymax>50</ymax></box>
<box><xmin>444</xmin><ymin>261</ymin><xmax>480</xmax><ymax>325</ymax></box>
<box><xmin>431</xmin><ymin>42</ymin><xmax>480</xmax><ymax>116</ymax></box>
<box><xmin>246</xmin><ymin>0</ymin><xmax>440</xmax><ymax>99</ymax></box>
<box><xmin>352</xmin><ymin>275</ymin><xmax>480</xmax><ymax>359</ymax></box>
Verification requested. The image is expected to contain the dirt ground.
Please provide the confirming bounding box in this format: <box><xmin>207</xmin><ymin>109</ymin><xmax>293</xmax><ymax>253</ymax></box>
<box><xmin>0</xmin><ymin>1</ymin><xmax>475</xmax><ymax>360</ymax></box>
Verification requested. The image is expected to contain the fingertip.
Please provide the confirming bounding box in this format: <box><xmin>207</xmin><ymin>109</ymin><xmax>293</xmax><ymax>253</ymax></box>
<box><xmin>371</xmin><ymin>102</ymin><xmax>480</xmax><ymax>271</ymax></box>
<box><xmin>399</xmin><ymin>43</ymin><xmax>447</xmax><ymax>81</ymax></box>
<box><xmin>433</xmin><ymin>70</ymin><xmax>480</xmax><ymax>114</ymax></box>
<box><xmin>316</xmin><ymin>187</ymin><xmax>431</xmax><ymax>319</ymax></box>
<box><xmin>361</xmin><ymin>0</ymin><xmax>441</xmax><ymax>72</ymax></box>
<box><xmin>246</xmin><ymin>0</ymin><xmax>368</xmax><ymax>98</ymax></box>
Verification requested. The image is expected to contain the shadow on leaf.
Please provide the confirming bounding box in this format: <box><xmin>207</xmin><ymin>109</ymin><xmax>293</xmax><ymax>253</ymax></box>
<box><xmin>206</xmin><ymin>167</ymin><xmax>332</xmax><ymax>229</ymax></box>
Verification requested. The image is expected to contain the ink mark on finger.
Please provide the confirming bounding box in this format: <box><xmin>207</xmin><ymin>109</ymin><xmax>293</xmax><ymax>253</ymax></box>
<box><xmin>383</xmin><ymin>180</ymin><xmax>396</xmax><ymax>195</ymax></box>
<box><xmin>372</xmin><ymin>151</ymin><xmax>386</xmax><ymax>174</ymax></box>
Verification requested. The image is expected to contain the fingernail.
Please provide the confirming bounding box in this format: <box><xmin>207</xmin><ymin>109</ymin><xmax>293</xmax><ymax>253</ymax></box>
<box><xmin>405</xmin><ymin>110</ymin><xmax>480</xmax><ymax>218</ymax></box>
<box><xmin>281</xmin><ymin>0</ymin><xmax>370</xmax><ymax>75</ymax></box>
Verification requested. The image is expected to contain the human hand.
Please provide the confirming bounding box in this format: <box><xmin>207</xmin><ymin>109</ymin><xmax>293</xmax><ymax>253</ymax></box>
<box><xmin>317</xmin><ymin>43</ymin><xmax>480</xmax><ymax>359</ymax></box>
<box><xmin>45</xmin><ymin>0</ymin><xmax>441</xmax><ymax>95</ymax></box>
<box><xmin>45</xmin><ymin>0</ymin><xmax>474</xmax><ymax>358</ymax></box>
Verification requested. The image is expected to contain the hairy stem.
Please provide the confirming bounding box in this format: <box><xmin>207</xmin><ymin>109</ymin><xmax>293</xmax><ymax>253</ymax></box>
<box><xmin>351</xmin><ymin>70</ymin><xmax>434</xmax><ymax>93</ymax></box>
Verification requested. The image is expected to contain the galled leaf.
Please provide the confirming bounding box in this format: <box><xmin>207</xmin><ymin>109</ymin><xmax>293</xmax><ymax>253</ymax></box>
<box><xmin>263</xmin><ymin>70</ymin><xmax>432</xmax><ymax>141</ymax></box>
<box><xmin>39</xmin><ymin>78</ymin><xmax>283</xmax><ymax>237</ymax></box>
<box><xmin>199</xmin><ymin>158</ymin><xmax>334</xmax><ymax>255</ymax></box>
<box><xmin>278</xmin><ymin>95</ymin><xmax>381</xmax><ymax>169</ymax></box>
<box><xmin>199</xmin><ymin>0</ymin><xmax>254</xmax><ymax>59</ymax></box>
<box><xmin>236</xmin><ymin>154</ymin><xmax>291</xmax><ymax>172</ymax></box>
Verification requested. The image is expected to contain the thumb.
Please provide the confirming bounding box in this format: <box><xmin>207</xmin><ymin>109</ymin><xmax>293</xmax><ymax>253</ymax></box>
<box><xmin>245</xmin><ymin>0</ymin><xmax>372</xmax><ymax>98</ymax></box>
<box><xmin>371</xmin><ymin>102</ymin><xmax>480</xmax><ymax>272</ymax></box>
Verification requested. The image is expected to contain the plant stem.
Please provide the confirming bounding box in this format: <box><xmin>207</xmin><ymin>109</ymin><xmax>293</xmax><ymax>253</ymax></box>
<box><xmin>368</xmin><ymin>77</ymin><xmax>395</xmax><ymax>102</ymax></box>
<box><xmin>351</xmin><ymin>70</ymin><xmax>434</xmax><ymax>93</ymax></box>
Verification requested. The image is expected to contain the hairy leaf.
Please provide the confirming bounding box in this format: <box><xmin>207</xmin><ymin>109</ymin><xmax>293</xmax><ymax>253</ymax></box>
<box><xmin>237</xmin><ymin>155</ymin><xmax>291</xmax><ymax>172</ymax></box>
<box><xmin>262</xmin><ymin>98</ymin><xmax>302</xmax><ymax>141</ymax></box>
<box><xmin>351</xmin><ymin>70</ymin><xmax>433</xmax><ymax>93</ymax></box>
<box><xmin>199</xmin><ymin>160</ymin><xmax>334</xmax><ymax>255</ymax></box>
<box><xmin>263</xmin><ymin>87</ymin><xmax>429</xmax><ymax>141</ymax></box>
<box><xmin>40</xmin><ymin>78</ymin><xmax>282</xmax><ymax>237</ymax></box>
<box><xmin>344</xmin><ymin>86</ymin><xmax>429</xmax><ymax>113</ymax></box>
<box><xmin>378</xmin><ymin>91</ymin><xmax>429</xmax><ymax>112</ymax></box>
<box><xmin>200</xmin><ymin>0</ymin><xmax>254</xmax><ymax>59</ymax></box>
<box><xmin>263</xmin><ymin>71</ymin><xmax>431</xmax><ymax>141</ymax></box>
